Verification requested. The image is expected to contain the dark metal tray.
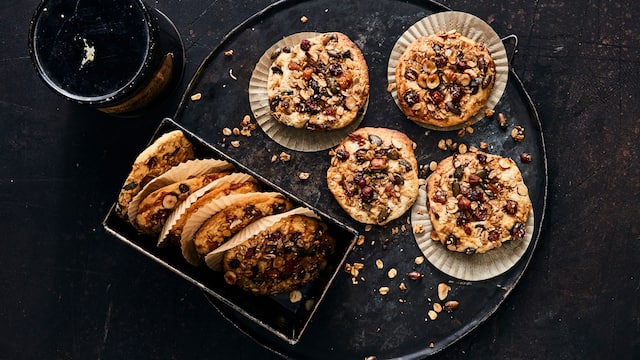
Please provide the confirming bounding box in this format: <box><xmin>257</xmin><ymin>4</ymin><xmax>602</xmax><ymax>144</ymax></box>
<box><xmin>172</xmin><ymin>0</ymin><xmax>547</xmax><ymax>358</ymax></box>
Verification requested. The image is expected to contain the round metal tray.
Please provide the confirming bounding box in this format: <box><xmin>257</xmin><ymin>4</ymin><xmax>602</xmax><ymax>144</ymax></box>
<box><xmin>175</xmin><ymin>0</ymin><xmax>547</xmax><ymax>358</ymax></box>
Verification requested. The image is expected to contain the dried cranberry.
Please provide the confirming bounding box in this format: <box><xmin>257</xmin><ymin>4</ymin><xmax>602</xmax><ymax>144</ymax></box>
<box><xmin>431</xmin><ymin>90</ymin><xmax>445</xmax><ymax>103</ymax></box>
<box><xmin>348</xmin><ymin>133</ymin><xmax>366</xmax><ymax>145</ymax></box>
<box><xmin>511</xmin><ymin>222</ymin><xmax>526</xmax><ymax>239</ymax></box>
<box><xmin>329</xmin><ymin>63</ymin><xmax>343</xmax><ymax>76</ymax></box>
<box><xmin>354</xmin><ymin>173</ymin><xmax>367</xmax><ymax>187</ymax></box>
<box><xmin>450</xmin><ymin>84</ymin><xmax>463</xmax><ymax>102</ymax></box>
<box><xmin>403</xmin><ymin>90</ymin><xmax>420</xmax><ymax>106</ymax></box>
<box><xmin>504</xmin><ymin>200</ymin><xmax>518</xmax><ymax>215</ymax></box>
<box><xmin>244</xmin><ymin>247</ymin><xmax>257</xmax><ymax>259</ymax></box>
<box><xmin>467</xmin><ymin>188</ymin><xmax>484</xmax><ymax>202</ymax></box>
<box><xmin>456</xmin><ymin>212</ymin><xmax>468</xmax><ymax>226</ymax></box>
<box><xmin>335</xmin><ymin>149</ymin><xmax>350</xmax><ymax>161</ymax></box>
<box><xmin>476</xmin><ymin>153</ymin><xmax>487</xmax><ymax>164</ymax></box>
<box><xmin>300</xmin><ymin>39</ymin><xmax>311</xmax><ymax>51</ymax></box>
<box><xmin>472</xmin><ymin>206</ymin><xmax>488</xmax><ymax>221</ymax></box>
<box><xmin>361</xmin><ymin>186</ymin><xmax>374</xmax><ymax>203</ymax></box>
<box><xmin>488</xmin><ymin>229</ymin><xmax>501</xmax><ymax>242</ymax></box>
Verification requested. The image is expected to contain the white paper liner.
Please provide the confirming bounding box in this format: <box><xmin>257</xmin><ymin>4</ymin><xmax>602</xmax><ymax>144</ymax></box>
<box><xmin>411</xmin><ymin>185</ymin><xmax>534</xmax><ymax>281</ymax></box>
<box><xmin>387</xmin><ymin>11</ymin><xmax>509</xmax><ymax>131</ymax></box>
<box><xmin>180</xmin><ymin>192</ymin><xmax>284</xmax><ymax>266</ymax></box>
<box><xmin>204</xmin><ymin>207</ymin><xmax>319</xmax><ymax>271</ymax></box>
<box><xmin>157</xmin><ymin>173</ymin><xmax>256</xmax><ymax>247</ymax></box>
<box><xmin>249</xmin><ymin>32</ymin><xmax>368</xmax><ymax>152</ymax></box>
<box><xmin>127</xmin><ymin>159</ymin><xmax>234</xmax><ymax>224</ymax></box>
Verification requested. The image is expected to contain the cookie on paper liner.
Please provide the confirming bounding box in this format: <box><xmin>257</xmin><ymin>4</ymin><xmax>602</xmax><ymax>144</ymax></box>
<box><xmin>180</xmin><ymin>192</ymin><xmax>292</xmax><ymax>266</ymax></box>
<box><xmin>411</xmin><ymin>189</ymin><xmax>534</xmax><ymax>282</ymax></box>
<box><xmin>388</xmin><ymin>11</ymin><xmax>508</xmax><ymax>130</ymax></box>
<box><xmin>157</xmin><ymin>173</ymin><xmax>259</xmax><ymax>248</ymax></box>
<box><xmin>249</xmin><ymin>32</ymin><xmax>369</xmax><ymax>152</ymax></box>
<box><xmin>204</xmin><ymin>207</ymin><xmax>321</xmax><ymax>271</ymax></box>
<box><xmin>126</xmin><ymin>158</ymin><xmax>234</xmax><ymax>224</ymax></box>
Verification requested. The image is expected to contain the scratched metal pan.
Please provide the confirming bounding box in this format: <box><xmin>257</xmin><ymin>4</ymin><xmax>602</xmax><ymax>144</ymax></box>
<box><xmin>174</xmin><ymin>0</ymin><xmax>548</xmax><ymax>358</ymax></box>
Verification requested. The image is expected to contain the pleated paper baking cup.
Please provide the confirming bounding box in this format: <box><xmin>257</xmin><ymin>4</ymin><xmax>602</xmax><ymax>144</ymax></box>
<box><xmin>157</xmin><ymin>173</ymin><xmax>257</xmax><ymax>247</ymax></box>
<box><xmin>204</xmin><ymin>207</ymin><xmax>319</xmax><ymax>271</ymax></box>
<box><xmin>411</xmin><ymin>185</ymin><xmax>534</xmax><ymax>281</ymax></box>
<box><xmin>180</xmin><ymin>192</ymin><xmax>284</xmax><ymax>266</ymax></box>
<box><xmin>127</xmin><ymin>158</ymin><xmax>234</xmax><ymax>223</ymax></box>
<box><xmin>388</xmin><ymin>11</ymin><xmax>509</xmax><ymax>131</ymax></box>
<box><xmin>249</xmin><ymin>32</ymin><xmax>368</xmax><ymax>152</ymax></box>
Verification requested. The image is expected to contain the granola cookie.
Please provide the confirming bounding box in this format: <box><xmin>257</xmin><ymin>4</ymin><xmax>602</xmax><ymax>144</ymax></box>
<box><xmin>426</xmin><ymin>149</ymin><xmax>531</xmax><ymax>254</ymax></box>
<box><xmin>115</xmin><ymin>130</ymin><xmax>194</xmax><ymax>218</ymax></box>
<box><xmin>267</xmin><ymin>32</ymin><xmax>369</xmax><ymax>130</ymax></box>
<box><xmin>223</xmin><ymin>213</ymin><xmax>335</xmax><ymax>295</ymax></box>
<box><xmin>395</xmin><ymin>31</ymin><xmax>496</xmax><ymax>128</ymax></box>
<box><xmin>327</xmin><ymin>127</ymin><xmax>419</xmax><ymax>225</ymax></box>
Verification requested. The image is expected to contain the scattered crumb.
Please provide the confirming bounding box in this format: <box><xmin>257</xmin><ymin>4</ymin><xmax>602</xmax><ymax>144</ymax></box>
<box><xmin>190</xmin><ymin>93</ymin><xmax>202</xmax><ymax>101</ymax></box>
<box><xmin>229</xmin><ymin>69</ymin><xmax>237</xmax><ymax>80</ymax></box>
<box><xmin>300</xmin><ymin>15</ymin><xmax>308</xmax><ymax>23</ymax></box>
<box><xmin>298</xmin><ymin>172</ymin><xmax>310</xmax><ymax>180</ymax></box>
<box><xmin>224</xmin><ymin>49</ymin><xmax>234</xmax><ymax>57</ymax></box>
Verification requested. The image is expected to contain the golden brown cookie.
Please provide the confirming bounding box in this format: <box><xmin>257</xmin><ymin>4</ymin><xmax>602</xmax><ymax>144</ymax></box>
<box><xmin>193</xmin><ymin>192</ymin><xmax>294</xmax><ymax>257</ymax></box>
<box><xmin>426</xmin><ymin>149</ymin><xmax>531</xmax><ymax>254</ymax></box>
<box><xmin>267</xmin><ymin>32</ymin><xmax>369</xmax><ymax>130</ymax></box>
<box><xmin>327</xmin><ymin>127</ymin><xmax>419</xmax><ymax>225</ymax></box>
<box><xmin>132</xmin><ymin>172</ymin><xmax>231</xmax><ymax>235</ymax></box>
<box><xmin>395</xmin><ymin>30</ymin><xmax>496</xmax><ymax>128</ymax></box>
<box><xmin>115</xmin><ymin>130</ymin><xmax>194</xmax><ymax>219</ymax></box>
<box><xmin>158</xmin><ymin>173</ymin><xmax>260</xmax><ymax>247</ymax></box>
<box><xmin>222</xmin><ymin>212</ymin><xmax>335</xmax><ymax>295</ymax></box>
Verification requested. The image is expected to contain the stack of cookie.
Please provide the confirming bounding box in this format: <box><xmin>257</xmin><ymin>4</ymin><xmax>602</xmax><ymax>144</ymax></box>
<box><xmin>115</xmin><ymin>129</ymin><xmax>335</xmax><ymax>295</ymax></box>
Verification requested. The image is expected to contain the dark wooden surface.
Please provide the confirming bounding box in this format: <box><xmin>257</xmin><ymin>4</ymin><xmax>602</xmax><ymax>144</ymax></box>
<box><xmin>2</xmin><ymin>0</ymin><xmax>638</xmax><ymax>359</ymax></box>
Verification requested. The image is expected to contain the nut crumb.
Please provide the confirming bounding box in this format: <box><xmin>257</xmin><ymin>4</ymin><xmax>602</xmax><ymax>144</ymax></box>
<box><xmin>437</xmin><ymin>139</ymin><xmax>447</xmax><ymax>151</ymax></box>
<box><xmin>379</xmin><ymin>286</ymin><xmax>390</xmax><ymax>295</ymax></box>
<box><xmin>224</xmin><ymin>49</ymin><xmax>234</xmax><ymax>56</ymax></box>
<box><xmin>375</xmin><ymin>259</ymin><xmax>384</xmax><ymax>270</ymax></box>
<box><xmin>443</xmin><ymin>300</ymin><xmax>460</xmax><ymax>312</ymax></box>
<box><xmin>497</xmin><ymin>112</ymin><xmax>508</xmax><ymax>129</ymax></box>
<box><xmin>458</xmin><ymin>143</ymin><xmax>468</xmax><ymax>154</ymax></box>
<box><xmin>190</xmin><ymin>93</ymin><xmax>202</xmax><ymax>101</ymax></box>
<box><xmin>289</xmin><ymin>290</ymin><xmax>302</xmax><ymax>303</ymax></box>
<box><xmin>479</xmin><ymin>141</ymin><xmax>488</xmax><ymax>149</ymax></box>
<box><xmin>511</xmin><ymin>125</ymin><xmax>525</xmax><ymax>142</ymax></box>
<box><xmin>437</xmin><ymin>283</ymin><xmax>451</xmax><ymax>301</ymax></box>
<box><xmin>427</xmin><ymin>310</ymin><xmax>438</xmax><ymax>320</ymax></box>
<box><xmin>232</xmin><ymin>127</ymin><xmax>240</xmax><ymax>136</ymax></box>
<box><xmin>271</xmin><ymin>154</ymin><xmax>278</xmax><ymax>163</ymax></box>
<box><xmin>387</xmin><ymin>268</ymin><xmax>398</xmax><ymax>279</ymax></box>
<box><xmin>484</xmin><ymin>108</ymin><xmax>495</xmax><ymax>118</ymax></box>
<box><xmin>429</xmin><ymin>161</ymin><xmax>438</xmax><ymax>171</ymax></box>
<box><xmin>279</xmin><ymin>152</ymin><xmax>291</xmax><ymax>161</ymax></box>
<box><xmin>230</xmin><ymin>140</ymin><xmax>240</xmax><ymax>148</ymax></box>
<box><xmin>222</xmin><ymin>127</ymin><xmax>232</xmax><ymax>136</ymax></box>
<box><xmin>433</xmin><ymin>302</ymin><xmax>442</xmax><ymax>313</ymax></box>
<box><xmin>414</xmin><ymin>256</ymin><xmax>425</xmax><ymax>265</ymax></box>
<box><xmin>300</xmin><ymin>15</ymin><xmax>308</xmax><ymax>23</ymax></box>
<box><xmin>356</xmin><ymin>234</ymin><xmax>365</xmax><ymax>246</ymax></box>
<box><xmin>413</xmin><ymin>223</ymin><xmax>425</xmax><ymax>234</ymax></box>
<box><xmin>399</xmin><ymin>282</ymin><xmax>407</xmax><ymax>291</ymax></box>
<box><xmin>298</xmin><ymin>172</ymin><xmax>310</xmax><ymax>180</ymax></box>
<box><xmin>429</xmin><ymin>342</ymin><xmax>435</xmax><ymax>348</ymax></box>
<box><xmin>364</xmin><ymin>224</ymin><xmax>373</xmax><ymax>232</ymax></box>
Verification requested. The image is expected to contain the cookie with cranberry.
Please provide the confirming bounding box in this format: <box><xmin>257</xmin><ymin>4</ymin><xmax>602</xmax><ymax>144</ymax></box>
<box><xmin>115</xmin><ymin>130</ymin><xmax>194</xmax><ymax>219</ymax></box>
<box><xmin>395</xmin><ymin>31</ymin><xmax>496</xmax><ymax>129</ymax></box>
<box><xmin>267</xmin><ymin>32</ymin><xmax>369</xmax><ymax>130</ymax></box>
<box><xmin>222</xmin><ymin>211</ymin><xmax>335</xmax><ymax>295</ymax></box>
<box><xmin>327</xmin><ymin>127</ymin><xmax>419</xmax><ymax>225</ymax></box>
<box><xmin>132</xmin><ymin>171</ymin><xmax>231</xmax><ymax>235</ymax></box>
<box><xmin>426</xmin><ymin>149</ymin><xmax>531</xmax><ymax>254</ymax></box>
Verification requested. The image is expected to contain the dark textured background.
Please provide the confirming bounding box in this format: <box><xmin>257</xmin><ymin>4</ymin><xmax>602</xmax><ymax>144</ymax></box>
<box><xmin>1</xmin><ymin>0</ymin><xmax>638</xmax><ymax>359</ymax></box>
